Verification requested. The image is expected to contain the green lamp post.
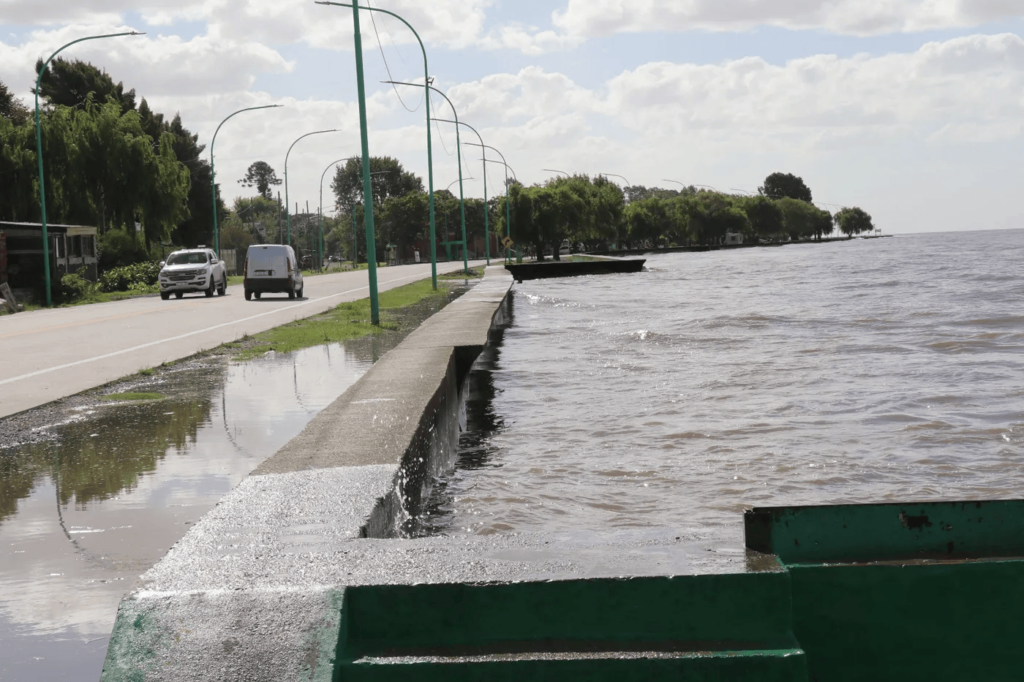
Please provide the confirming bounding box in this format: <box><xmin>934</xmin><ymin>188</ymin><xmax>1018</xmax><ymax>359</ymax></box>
<box><xmin>385</xmin><ymin>81</ymin><xmax>471</xmax><ymax>274</ymax></box>
<box><xmin>319</xmin><ymin>157</ymin><xmax>352</xmax><ymax>269</ymax></box>
<box><xmin>316</xmin><ymin>0</ymin><xmax>438</xmax><ymax>292</ymax></box>
<box><xmin>34</xmin><ymin>31</ymin><xmax>144</xmax><ymax>306</ymax></box>
<box><xmin>466</xmin><ymin>142</ymin><xmax>516</xmax><ymax>262</ymax></box>
<box><xmin>210</xmin><ymin>104</ymin><xmax>283</xmax><ymax>255</ymax></box>
<box><xmin>435</xmin><ymin>119</ymin><xmax>491</xmax><ymax>266</ymax></box>
<box><xmin>284</xmin><ymin>129</ymin><xmax>338</xmax><ymax>248</ymax></box>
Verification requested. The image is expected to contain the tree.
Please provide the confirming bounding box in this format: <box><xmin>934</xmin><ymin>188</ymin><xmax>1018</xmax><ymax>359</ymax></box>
<box><xmin>682</xmin><ymin>192</ymin><xmax>749</xmax><ymax>245</ymax></box>
<box><xmin>31</xmin><ymin>58</ymin><xmax>217</xmax><ymax>251</ymax></box>
<box><xmin>759</xmin><ymin>172</ymin><xmax>813</xmax><ymax>203</ymax></box>
<box><xmin>379</xmin><ymin>191</ymin><xmax>430</xmax><ymax>260</ymax></box>
<box><xmin>0</xmin><ymin>115</ymin><xmax>37</xmax><ymax>220</ymax></box>
<box><xmin>168</xmin><ymin>114</ymin><xmax>218</xmax><ymax>248</ymax></box>
<box><xmin>742</xmin><ymin>195</ymin><xmax>785</xmax><ymax>242</ymax></box>
<box><xmin>834</xmin><ymin>207</ymin><xmax>874</xmax><ymax>237</ymax></box>
<box><xmin>625</xmin><ymin>197</ymin><xmax>671</xmax><ymax>247</ymax></box>
<box><xmin>0</xmin><ymin>78</ymin><xmax>30</xmax><ymax>125</ymax></box>
<box><xmin>812</xmin><ymin>208</ymin><xmax>834</xmax><ymax>240</ymax></box>
<box><xmin>34</xmin><ymin>57</ymin><xmax>136</xmax><ymax>114</ymax></box>
<box><xmin>776</xmin><ymin>198</ymin><xmax>833</xmax><ymax>242</ymax></box>
<box><xmin>331</xmin><ymin>156</ymin><xmax>423</xmax><ymax>218</ymax></box>
<box><xmin>238</xmin><ymin>161</ymin><xmax>282</xmax><ymax>200</ymax></box>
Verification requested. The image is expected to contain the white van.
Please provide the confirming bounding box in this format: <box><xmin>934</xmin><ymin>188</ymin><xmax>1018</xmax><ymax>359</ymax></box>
<box><xmin>243</xmin><ymin>244</ymin><xmax>304</xmax><ymax>300</ymax></box>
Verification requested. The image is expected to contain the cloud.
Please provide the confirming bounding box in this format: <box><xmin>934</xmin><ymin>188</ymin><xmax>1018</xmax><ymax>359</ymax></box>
<box><xmin>0</xmin><ymin>23</ymin><xmax>292</xmax><ymax>101</ymax></box>
<box><xmin>601</xmin><ymin>33</ymin><xmax>1024</xmax><ymax>144</ymax></box>
<box><xmin>478</xmin><ymin>24</ymin><xmax>584</xmax><ymax>56</ymax></box>
<box><xmin>445</xmin><ymin>66</ymin><xmax>600</xmax><ymax>123</ymax></box>
<box><xmin>408</xmin><ymin>32</ymin><xmax>1024</xmax><ymax>209</ymax></box>
<box><xmin>552</xmin><ymin>0</ymin><xmax>1024</xmax><ymax>38</ymax></box>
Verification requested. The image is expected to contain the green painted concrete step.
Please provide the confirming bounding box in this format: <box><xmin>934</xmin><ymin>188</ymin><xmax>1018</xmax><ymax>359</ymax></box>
<box><xmin>339</xmin><ymin>648</ymin><xmax>809</xmax><ymax>681</ymax></box>
<box><xmin>339</xmin><ymin>572</ymin><xmax>798</xmax><ymax>662</ymax></box>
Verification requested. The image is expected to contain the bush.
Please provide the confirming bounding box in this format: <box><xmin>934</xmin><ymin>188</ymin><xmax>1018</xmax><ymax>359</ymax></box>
<box><xmin>60</xmin><ymin>273</ymin><xmax>93</xmax><ymax>301</ymax></box>
<box><xmin>98</xmin><ymin>230</ymin><xmax>150</xmax><ymax>271</ymax></box>
<box><xmin>99</xmin><ymin>262</ymin><xmax>161</xmax><ymax>292</ymax></box>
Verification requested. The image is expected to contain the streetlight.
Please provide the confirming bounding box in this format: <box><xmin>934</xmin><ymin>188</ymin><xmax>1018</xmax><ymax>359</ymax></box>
<box><xmin>285</xmin><ymin>128</ymin><xmax>338</xmax><ymax>248</ymax></box>
<box><xmin>316</xmin><ymin>0</ymin><xmax>438</xmax><ymax>299</ymax></box>
<box><xmin>600</xmin><ymin>172</ymin><xmax>631</xmax><ymax>186</ymax></box>
<box><xmin>384</xmin><ymin>80</ymin><xmax>470</xmax><ymax>274</ymax></box>
<box><xmin>447</xmin><ymin>177</ymin><xmax>473</xmax><ymax>191</ymax></box>
<box><xmin>319</xmin><ymin>156</ymin><xmax>362</xmax><ymax>270</ymax></box>
<box><xmin>466</xmin><ymin>142</ymin><xmax>516</xmax><ymax>261</ymax></box>
<box><xmin>349</xmin><ymin>170</ymin><xmax>389</xmax><ymax>267</ymax></box>
<box><xmin>210</xmin><ymin>104</ymin><xmax>283</xmax><ymax>255</ymax></box>
<box><xmin>543</xmin><ymin>168</ymin><xmax>569</xmax><ymax>178</ymax></box>
<box><xmin>442</xmin><ymin>177</ymin><xmax>473</xmax><ymax>261</ymax></box>
<box><xmin>434</xmin><ymin>118</ymin><xmax>492</xmax><ymax>266</ymax></box>
<box><xmin>730</xmin><ymin>188</ymin><xmax>754</xmax><ymax>196</ymax></box>
<box><xmin>663</xmin><ymin>179</ymin><xmax>717</xmax><ymax>193</ymax></box>
<box><xmin>34</xmin><ymin>31</ymin><xmax>144</xmax><ymax>306</ymax></box>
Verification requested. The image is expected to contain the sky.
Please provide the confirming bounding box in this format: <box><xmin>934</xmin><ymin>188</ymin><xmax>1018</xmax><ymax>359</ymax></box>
<box><xmin>2</xmin><ymin>0</ymin><xmax>1023</xmax><ymax>234</ymax></box>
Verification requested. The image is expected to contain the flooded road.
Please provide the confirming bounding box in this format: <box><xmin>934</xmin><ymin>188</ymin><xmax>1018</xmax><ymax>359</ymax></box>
<box><xmin>0</xmin><ymin>293</ymin><xmax>463</xmax><ymax>681</ymax></box>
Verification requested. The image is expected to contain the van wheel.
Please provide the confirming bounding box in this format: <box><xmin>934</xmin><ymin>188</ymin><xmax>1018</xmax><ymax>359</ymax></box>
<box><xmin>244</xmin><ymin>289</ymin><xmax>252</xmax><ymax>301</ymax></box>
<box><xmin>174</xmin><ymin>292</ymin><xmax>183</xmax><ymax>299</ymax></box>
<box><xmin>217</xmin><ymin>276</ymin><xmax>227</xmax><ymax>296</ymax></box>
<box><xmin>160</xmin><ymin>292</ymin><xmax>170</xmax><ymax>300</ymax></box>
<box><xmin>254</xmin><ymin>292</ymin><xmax>261</xmax><ymax>300</ymax></box>
<box><xmin>288</xmin><ymin>288</ymin><xmax>296</xmax><ymax>300</ymax></box>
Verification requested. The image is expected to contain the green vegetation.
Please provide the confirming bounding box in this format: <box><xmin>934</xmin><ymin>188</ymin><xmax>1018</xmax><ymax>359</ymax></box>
<box><xmin>58</xmin><ymin>271</ymin><xmax>158</xmax><ymax>305</ymax></box>
<box><xmin>488</xmin><ymin>172</ymin><xmax>875</xmax><ymax>259</ymax></box>
<box><xmin>98</xmin><ymin>262</ymin><xmax>161</xmax><ymax>292</ymax></box>
<box><xmin>102</xmin><ymin>392</ymin><xmax>163</xmax><ymax>402</ymax></box>
<box><xmin>439</xmin><ymin>267</ymin><xmax>483</xmax><ymax>279</ymax></box>
<box><xmin>0</xmin><ymin>59</ymin><xmax>211</xmax><ymax>247</ymax></box>
<box><xmin>233</xmin><ymin>278</ymin><xmax>449</xmax><ymax>360</ymax></box>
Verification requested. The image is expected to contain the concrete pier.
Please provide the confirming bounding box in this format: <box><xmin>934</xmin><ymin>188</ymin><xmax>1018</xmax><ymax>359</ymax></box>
<box><xmin>101</xmin><ymin>266</ymin><xmax>515</xmax><ymax>679</ymax></box>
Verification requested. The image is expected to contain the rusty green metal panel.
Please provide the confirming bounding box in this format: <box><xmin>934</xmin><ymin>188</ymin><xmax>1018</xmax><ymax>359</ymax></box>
<box><xmin>338</xmin><ymin>573</ymin><xmax>798</xmax><ymax>662</ymax></box>
<box><xmin>787</xmin><ymin>559</ymin><xmax>1024</xmax><ymax>681</ymax></box>
<box><xmin>745</xmin><ymin>499</ymin><xmax>1024</xmax><ymax>564</ymax></box>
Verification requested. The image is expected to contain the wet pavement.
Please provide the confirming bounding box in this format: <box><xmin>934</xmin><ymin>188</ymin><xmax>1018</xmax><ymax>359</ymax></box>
<box><xmin>0</xmin><ymin>292</ymin><xmax>466</xmax><ymax>682</ymax></box>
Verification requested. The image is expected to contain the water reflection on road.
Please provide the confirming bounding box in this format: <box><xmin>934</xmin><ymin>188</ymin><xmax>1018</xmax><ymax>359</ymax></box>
<box><xmin>0</xmin><ymin>297</ymin><xmax>449</xmax><ymax>681</ymax></box>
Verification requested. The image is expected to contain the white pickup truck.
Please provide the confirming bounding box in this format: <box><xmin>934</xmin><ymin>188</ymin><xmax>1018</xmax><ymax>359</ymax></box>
<box><xmin>158</xmin><ymin>248</ymin><xmax>228</xmax><ymax>300</ymax></box>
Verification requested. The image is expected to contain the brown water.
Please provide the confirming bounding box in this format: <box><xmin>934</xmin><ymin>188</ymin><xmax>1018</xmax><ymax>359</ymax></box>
<box><xmin>419</xmin><ymin>231</ymin><xmax>1024</xmax><ymax>542</ymax></box>
<box><xmin>0</xmin><ymin>292</ymin><xmax>466</xmax><ymax>682</ymax></box>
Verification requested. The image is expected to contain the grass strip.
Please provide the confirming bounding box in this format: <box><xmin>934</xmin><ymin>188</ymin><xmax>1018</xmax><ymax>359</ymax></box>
<box><xmin>233</xmin><ymin>278</ymin><xmax>450</xmax><ymax>361</ymax></box>
<box><xmin>102</xmin><ymin>392</ymin><xmax>164</xmax><ymax>402</ymax></box>
<box><xmin>438</xmin><ymin>267</ymin><xmax>483</xmax><ymax>279</ymax></box>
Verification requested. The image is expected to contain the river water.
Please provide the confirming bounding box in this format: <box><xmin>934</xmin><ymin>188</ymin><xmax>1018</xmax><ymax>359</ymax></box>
<box><xmin>420</xmin><ymin>231</ymin><xmax>1024</xmax><ymax>543</ymax></box>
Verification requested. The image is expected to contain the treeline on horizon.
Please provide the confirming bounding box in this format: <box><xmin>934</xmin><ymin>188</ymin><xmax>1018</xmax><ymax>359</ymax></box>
<box><xmin>318</xmin><ymin>168</ymin><xmax>877</xmax><ymax>261</ymax></box>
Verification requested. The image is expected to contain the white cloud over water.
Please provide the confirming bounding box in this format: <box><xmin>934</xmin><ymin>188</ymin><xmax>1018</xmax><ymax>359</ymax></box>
<box><xmin>552</xmin><ymin>0</ymin><xmax>1024</xmax><ymax>39</ymax></box>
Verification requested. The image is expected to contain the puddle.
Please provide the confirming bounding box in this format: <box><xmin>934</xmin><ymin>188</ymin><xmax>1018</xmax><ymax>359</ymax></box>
<box><xmin>0</xmin><ymin>288</ymin><xmax>468</xmax><ymax>682</ymax></box>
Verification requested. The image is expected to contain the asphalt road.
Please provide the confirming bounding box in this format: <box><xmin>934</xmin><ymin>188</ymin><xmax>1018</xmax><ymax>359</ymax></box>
<box><xmin>0</xmin><ymin>261</ymin><xmax>482</xmax><ymax>419</ymax></box>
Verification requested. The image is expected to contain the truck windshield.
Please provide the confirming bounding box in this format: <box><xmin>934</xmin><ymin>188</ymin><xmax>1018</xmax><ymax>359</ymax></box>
<box><xmin>166</xmin><ymin>253</ymin><xmax>209</xmax><ymax>265</ymax></box>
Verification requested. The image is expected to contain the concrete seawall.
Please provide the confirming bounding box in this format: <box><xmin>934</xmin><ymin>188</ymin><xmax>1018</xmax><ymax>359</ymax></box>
<box><xmin>101</xmin><ymin>266</ymin><xmax>514</xmax><ymax>681</ymax></box>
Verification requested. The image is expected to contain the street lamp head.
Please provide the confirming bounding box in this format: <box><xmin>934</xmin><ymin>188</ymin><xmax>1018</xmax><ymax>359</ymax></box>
<box><xmin>128</xmin><ymin>31</ymin><xmax>147</xmax><ymax>36</ymax></box>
